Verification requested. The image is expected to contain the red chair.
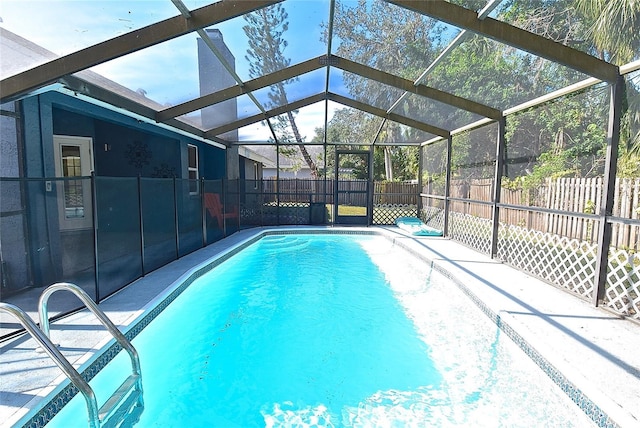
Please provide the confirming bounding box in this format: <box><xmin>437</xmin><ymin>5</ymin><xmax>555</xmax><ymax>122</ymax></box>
<box><xmin>204</xmin><ymin>193</ymin><xmax>238</xmax><ymax>228</ymax></box>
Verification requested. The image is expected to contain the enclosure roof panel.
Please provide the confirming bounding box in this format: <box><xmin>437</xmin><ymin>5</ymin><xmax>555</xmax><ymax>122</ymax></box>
<box><xmin>0</xmin><ymin>0</ymin><xmax>631</xmax><ymax>146</ymax></box>
<box><xmin>386</xmin><ymin>0</ymin><xmax>619</xmax><ymax>82</ymax></box>
<box><xmin>0</xmin><ymin>1</ymin><xmax>281</xmax><ymax>100</ymax></box>
<box><xmin>332</xmin><ymin>55</ymin><xmax>501</xmax><ymax>120</ymax></box>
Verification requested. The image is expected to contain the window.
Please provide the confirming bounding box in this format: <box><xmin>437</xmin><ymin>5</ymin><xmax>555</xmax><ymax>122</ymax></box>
<box><xmin>188</xmin><ymin>144</ymin><xmax>199</xmax><ymax>194</ymax></box>
<box><xmin>53</xmin><ymin>135</ymin><xmax>94</xmax><ymax>230</ymax></box>
<box><xmin>61</xmin><ymin>145</ymin><xmax>84</xmax><ymax>219</ymax></box>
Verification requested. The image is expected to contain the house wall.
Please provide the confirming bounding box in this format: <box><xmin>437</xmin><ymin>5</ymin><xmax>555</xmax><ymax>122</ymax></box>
<box><xmin>11</xmin><ymin>90</ymin><xmax>227</xmax><ymax>289</ymax></box>
<box><xmin>21</xmin><ymin>91</ymin><xmax>226</xmax><ymax>180</ymax></box>
<box><xmin>0</xmin><ymin>101</ymin><xmax>30</xmax><ymax>292</ymax></box>
<box><xmin>240</xmin><ymin>156</ymin><xmax>263</xmax><ymax>206</ymax></box>
<box><xmin>242</xmin><ymin>157</ymin><xmax>259</xmax><ymax>181</ymax></box>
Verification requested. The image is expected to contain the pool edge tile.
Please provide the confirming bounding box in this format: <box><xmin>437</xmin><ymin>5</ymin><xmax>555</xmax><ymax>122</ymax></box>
<box><xmin>18</xmin><ymin>228</ymin><xmax>626</xmax><ymax>428</ymax></box>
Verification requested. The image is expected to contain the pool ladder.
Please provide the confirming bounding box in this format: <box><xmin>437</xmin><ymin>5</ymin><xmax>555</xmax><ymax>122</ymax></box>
<box><xmin>0</xmin><ymin>282</ymin><xmax>143</xmax><ymax>428</ymax></box>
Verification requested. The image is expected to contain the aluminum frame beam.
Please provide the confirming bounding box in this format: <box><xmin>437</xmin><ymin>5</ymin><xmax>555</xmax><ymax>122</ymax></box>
<box><xmin>386</xmin><ymin>0</ymin><xmax>503</xmax><ymax>116</ymax></box>
<box><xmin>204</xmin><ymin>93</ymin><xmax>326</xmax><ymax>138</ymax></box>
<box><xmin>490</xmin><ymin>116</ymin><xmax>506</xmax><ymax>258</ymax></box>
<box><xmin>323</xmin><ymin>0</ymin><xmax>337</xmax><ymax>147</ymax></box>
<box><xmin>170</xmin><ymin>0</ymin><xmax>280</xmax><ymax>145</ymax></box>
<box><xmin>327</xmin><ymin>93</ymin><xmax>450</xmax><ymax>138</ymax></box>
<box><xmin>206</xmin><ymin>87</ymin><xmax>453</xmax><ymax>141</ymax></box>
<box><xmin>386</xmin><ymin>0</ymin><xmax>619</xmax><ymax>83</ymax></box>
<box><xmin>333</xmin><ymin>55</ymin><xmax>501</xmax><ymax>120</ymax></box>
<box><xmin>0</xmin><ymin>0</ymin><xmax>282</xmax><ymax>102</ymax></box>
<box><xmin>157</xmin><ymin>56</ymin><xmax>325</xmax><ymax>121</ymax></box>
<box><xmin>56</xmin><ymin>75</ymin><xmax>224</xmax><ymax>143</ymax></box>
<box><xmin>593</xmin><ymin>76</ymin><xmax>624</xmax><ymax>306</ymax></box>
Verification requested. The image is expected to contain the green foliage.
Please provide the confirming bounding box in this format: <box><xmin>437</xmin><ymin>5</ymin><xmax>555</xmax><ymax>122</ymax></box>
<box><xmin>617</xmin><ymin>154</ymin><xmax>640</xmax><ymax>177</ymax></box>
<box><xmin>501</xmin><ymin>0</ymin><xmax>591</xmax><ymax>49</ymax></box>
<box><xmin>502</xmin><ymin>151</ymin><xmax>577</xmax><ymax>191</ymax></box>
<box><xmin>325</xmin><ymin>0</ymin><xmax>447</xmax><ymax>179</ymax></box>
<box><xmin>620</xmin><ymin>74</ymin><xmax>640</xmax><ymax>165</ymax></box>
<box><xmin>323</xmin><ymin>0</ymin><xmax>639</xmax><ymax>186</ymax></box>
<box><xmin>243</xmin><ymin>4</ymin><xmax>292</xmax><ymax>81</ymax></box>
<box><xmin>505</xmin><ymin>83</ymin><xmax>610</xmax><ymax>186</ymax></box>
<box><xmin>243</xmin><ymin>4</ymin><xmax>318</xmax><ymax>177</ymax></box>
<box><xmin>584</xmin><ymin>199</ymin><xmax>596</xmax><ymax>214</ymax></box>
<box><xmin>373</xmin><ymin>146</ymin><xmax>419</xmax><ymax>181</ymax></box>
<box><xmin>575</xmin><ymin>0</ymin><xmax>640</xmax><ymax>64</ymax></box>
<box><xmin>338</xmin><ymin>153</ymin><xmax>369</xmax><ymax>180</ymax></box>
<box><xmin>329</xmin><ymin>0</ymin><xmax>441</xmax><ymax>79</ymax></box>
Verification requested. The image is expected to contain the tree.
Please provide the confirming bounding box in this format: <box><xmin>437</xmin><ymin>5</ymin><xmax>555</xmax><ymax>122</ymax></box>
<box><xmin>327</xmin><ymin>0</ymin><xmax>637</xmax><ymax>186</ymax></box>
<box><xmin>326</xmin><ymin>0</ymin><xmax>444</xmax><ymax>180</ymax></box>
<box><xmin>574</xmin><ymin>0</ymin><xmax>640</xmax><ymax>171</ymax></box>
<box><xmin>243</xmin><ymin>4</ymin><xmax>319</xmax><ymax>178</ymax></box>
<box><xmin>575</xmin><ymin>0</ymin><xmax>640</xmax><ymax>64</ymax></box>
<box><xmin>311</xmin><ymin>108</ymin><xmax>379</xmax><ymax>178</ymax></box>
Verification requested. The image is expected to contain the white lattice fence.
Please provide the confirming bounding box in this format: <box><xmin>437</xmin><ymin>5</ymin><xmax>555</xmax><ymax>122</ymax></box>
<box><xmin>498</xmin><ymin>224</ymin><xmax>597</xmax><ymax>299</ymax></box>
<box><xmin>449</xmin><ymin>211</ymin><xmax>492</xmax><ymax>254</ymax></box>
<box><xmin>373</xmin><ymin>204</ymin><xmax>417</xmax><ymax>225</ymax></box>
<box><xmin>605</xmin><ymin>249</ymin><xmax>640</xmax><ymax>320</ymax></box>
<box><xmin>421</xmin><ymin>206</ymin><xmax>445</xmax><ymax>231</ymax></box>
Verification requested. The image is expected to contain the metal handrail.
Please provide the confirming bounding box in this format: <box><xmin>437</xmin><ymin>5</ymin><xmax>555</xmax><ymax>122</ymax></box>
<box><xmin>0</xmin><ymin>302</ymin><xmax>100</xmax><ymax>428</ymax></box>
<box><xmin>38</xmin><ymin>282</ymin><xmax>142</xmax><ymax>378</ymax></box>
<box><xmin>38</xmin><ymin>282</ymin><xmax>143</xmax><ymax>426</ymax></box>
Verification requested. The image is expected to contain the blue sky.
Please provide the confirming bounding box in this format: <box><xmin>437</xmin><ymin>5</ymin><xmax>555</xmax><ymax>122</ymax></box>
<box><xmin>0</xmin><ymin>0</ymin><xmax>342</xmax><ymax>141</ymax></box>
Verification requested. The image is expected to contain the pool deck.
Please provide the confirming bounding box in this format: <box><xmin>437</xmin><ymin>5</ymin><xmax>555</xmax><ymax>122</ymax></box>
<box><xmin>1</xmin><ymin>226</ymin><xmax>639</xmax><ymax>427</ymax></box>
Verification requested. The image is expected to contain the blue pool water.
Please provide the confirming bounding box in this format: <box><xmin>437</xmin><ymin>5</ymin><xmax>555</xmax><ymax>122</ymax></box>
<box><xmin>44</xmin><ymin>234</ymin><xmax>593</xmax><ymax>427</ymax></box>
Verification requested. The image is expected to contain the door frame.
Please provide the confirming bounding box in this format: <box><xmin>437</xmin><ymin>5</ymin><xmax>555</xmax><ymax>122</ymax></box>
<box><xmin>53</xmin><ymin>135</ymin><xmax>94</xmax><ymax>231</ymax></box>
<box><xmin>333</xmin><ymin>149</ymin><xmax>372</xmax><ymax>225</ymax></box>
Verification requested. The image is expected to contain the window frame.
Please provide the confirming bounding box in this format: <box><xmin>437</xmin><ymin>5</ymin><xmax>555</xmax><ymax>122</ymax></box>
<box><xmin>253</xmin><ymin>162</ymin><xmax>259</xmax><ymax>189</ymax></box>
<box><xmin>187</xmin><ymin>144</ymin><xmax>199</xmax><ymax>195</ymax></box>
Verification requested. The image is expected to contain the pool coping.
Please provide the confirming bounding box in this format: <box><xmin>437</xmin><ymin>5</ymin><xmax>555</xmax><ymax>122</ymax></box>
<box><xmin>386</xmin><ymin>235</ymin><xmax>628</xmax><ymax>428</ymax></box>
<box><xmin>384</xmin><ymin>230</ymin><xmax>639</xmax><ymax>428</ymax></box>
<box><xmin>4</xmin><ymin>226</ymin><xmax>639</xmax><ymax>428</ymax></box>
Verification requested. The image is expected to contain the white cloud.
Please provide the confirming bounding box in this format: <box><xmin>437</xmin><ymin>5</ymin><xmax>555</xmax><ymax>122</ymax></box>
<box><xmin>1</xmin><ymin>1</ymin><xmax>177</xmax><ymax>55</ymax></box>
<box><xmin>91</xmin><ymin>34</ymin><xmax>201</xmax><ymax>106</ymax></box>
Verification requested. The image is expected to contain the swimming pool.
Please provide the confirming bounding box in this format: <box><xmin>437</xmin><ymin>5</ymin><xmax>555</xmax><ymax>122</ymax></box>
<box><xmin>25</xmin><ymin>232</ymin><xmax>597</xmax><ymax>427</ymax></box>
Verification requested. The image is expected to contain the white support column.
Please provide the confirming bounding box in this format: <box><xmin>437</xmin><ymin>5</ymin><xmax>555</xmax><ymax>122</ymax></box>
<box><xmin>444</xmin><ymin>135</ymin><xmax>453</xmax><ymax>236</ymax></box>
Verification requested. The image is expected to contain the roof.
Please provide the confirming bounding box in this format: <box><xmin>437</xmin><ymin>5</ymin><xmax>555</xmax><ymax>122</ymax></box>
<box><xmin>0</xmin><ymin>0</ymin><xmax>637</xmax><ymax>148</ymax></box>
<box><xmin>246</xmin><ymin>145</ymin><xmax>326</xmax><ymax>169</ymax></box>
<box><xmin>0</xmin><ymin>27</ymin><xmax>214</xmax><ymax>142</ymax></box>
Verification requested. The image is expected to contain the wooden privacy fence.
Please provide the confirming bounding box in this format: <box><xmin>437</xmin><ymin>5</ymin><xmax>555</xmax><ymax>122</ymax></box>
<box><xmin>444</xmin><ymin>177</ymin><xmax>640</xmax><ymax>250</ymax></box>
<box><xmin>262</xmin><ymin>179</ymin><xmax>321</xmax><ymax>203</ymax></box>
<box><xmin>261</xmin><ymin>179</ymin><xmax>418</xmax><ymax>205</ymax></box>
<box><xmin>259</xmin><ymin>177</ymin><xmax>639</xmax><ymax>249</ymax></box>
<box><xmin>374</xmin><ymin>181</ymin><xmax>419</xmax><ymax>205</ymax></box>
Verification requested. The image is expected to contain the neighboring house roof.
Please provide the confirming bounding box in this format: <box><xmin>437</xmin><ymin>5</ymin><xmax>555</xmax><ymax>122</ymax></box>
<box><xmin>242</xmin><ymin>145</ymin><xmax>325</xmax><ymax>170</ymax></box>
<box><xmin>1</xmin><ymin>28</ymin><xmax>163</xmax><ymax>110</ymax></box>
<box><xmin>1</xmin><ymin>28</ymin><xmax>57</xmax><ymax>78</ymax></box>
<box><xmin>0</xmin><ymin>28</ymin><xmax>213</xmax><ymax>142</ymax></box>
<box><xmin>237</xmin><ymin>145</ymin><xmax>273</xmax><ymax>165</ymax></box>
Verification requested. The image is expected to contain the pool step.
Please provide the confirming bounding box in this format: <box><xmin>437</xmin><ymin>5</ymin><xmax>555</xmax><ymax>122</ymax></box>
<box><xmin>98</xmin><ymin>373</ymin><xmax>142</xmax><ymax>424</ymax></box>
<box><xmin>260</xmin><ymin>236</ymin><xmax>289</xmax><ymax>245</ymax></box>
<box><xmin>260</xmin><ymin>236</ymin><xmax>310</xmax><ymax>251</ymax></box>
